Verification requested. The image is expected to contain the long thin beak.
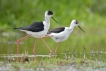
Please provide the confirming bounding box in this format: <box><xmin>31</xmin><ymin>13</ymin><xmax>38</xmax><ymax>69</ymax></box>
<box><xmin>78</xmin><ymin>26</ymin><xmax>85</xmax><ymax>33</ymax></box>
<box><xmin>52</xmin><ymin>17</ymin><xmax>59</xmax><ymax>24</ymax></box>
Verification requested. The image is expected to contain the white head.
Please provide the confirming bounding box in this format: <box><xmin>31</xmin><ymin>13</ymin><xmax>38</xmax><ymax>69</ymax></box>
<box><xmin>45</xmin><ymin>10</ymin><xmax>58</xmax><ymax>24</ymax></box>
<box><xmin>70</xmin><ymin>20</ymin><xmax>79</xmax><ymax>26</ymax></box>
<box><xmin>70</xmin><ymin>20</ymin><xmax>85</xmax><ymax>33</ymax></box>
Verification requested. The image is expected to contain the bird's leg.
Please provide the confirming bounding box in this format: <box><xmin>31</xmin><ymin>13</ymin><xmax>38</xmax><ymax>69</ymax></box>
<box><xmin>54</xmin><ymin>43</ymin><xmax>60</xmax><ymax>57</ymax></box>
<box><xmin>16</xmin><ymin>34</ymin><xmax>31</xmax><ymax>62</ymax></box>
<box><xmin>41</xmin><ymin>38</ymin><xmax>52</xmax><ymax>58</ymax></box>
<box><xmin>42</xmin><ymin>35</ymin><xmax>50</xmax><ymax>38</ymax></box>
<box><xmin>33</xmin><ymin>38</ymin><xmax>38</xmax><ymax>60</ymax></box>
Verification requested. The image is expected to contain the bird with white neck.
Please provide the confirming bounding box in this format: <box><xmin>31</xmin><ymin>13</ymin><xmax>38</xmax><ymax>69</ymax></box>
<box><xmin>43</xmin><ymin>20</ymin><xmax>84</xmax><ymax>56</ymax></box>
<box><xmin>14</xmin><ymin>10</ymin><xmax>58</xmax><ymax>61</ymax></box>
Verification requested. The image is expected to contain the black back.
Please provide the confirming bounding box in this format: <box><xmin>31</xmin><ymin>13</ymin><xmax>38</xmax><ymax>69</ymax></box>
<box><xmin>47</xmin><ymin>27</ymin><xmax>65</xmax><ymax>34</ymax></box>
<box><xmin>15</xmin><ymin>22</ymin><xmax>44</xmax><ymax>32</ymax></box>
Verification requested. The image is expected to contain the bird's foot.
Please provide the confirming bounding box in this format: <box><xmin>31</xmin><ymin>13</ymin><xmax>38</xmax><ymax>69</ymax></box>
<box><xmin>48</xmin><ymin>52</ymin><xmax>57</xmax><ymax>58</ymax></box>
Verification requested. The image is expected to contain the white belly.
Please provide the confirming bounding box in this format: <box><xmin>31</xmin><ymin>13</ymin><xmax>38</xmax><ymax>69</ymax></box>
<box><xmin>25</xmin><ymin>30</ymin><xmax>47</xmax><ymax>38</ymax></box>
<box><xmin>50</xmin><ymin>31</ymin><xmax>70</xmax><ymax>42</ymax></box>
<box><xmin>51</xmin><ymin>35</ymin><xmax>69</xmax><ymax>42</ymax></box>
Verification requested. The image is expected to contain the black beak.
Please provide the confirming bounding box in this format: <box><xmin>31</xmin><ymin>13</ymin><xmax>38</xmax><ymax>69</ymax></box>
<box><xmin>78</xmin><ymin>26</ymin><xmax>85</xmax><ymax>33</ymax></box>
<box><xmin>52</xmin><ymin>17</ymin><xmax>59</xmax><ymax>24</ymax></box>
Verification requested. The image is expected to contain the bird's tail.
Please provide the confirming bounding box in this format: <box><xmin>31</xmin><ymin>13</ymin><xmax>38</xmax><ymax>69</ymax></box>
<box><xmin>14</xmin><ymin>27</ymin><xmax>22</xmax><ymax>30</ymax></box>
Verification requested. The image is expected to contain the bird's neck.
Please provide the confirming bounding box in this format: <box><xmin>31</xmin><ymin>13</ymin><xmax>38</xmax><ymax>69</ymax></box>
<box><xmin>70</xmin><ymin>24</ymin><xmax>75</xmax><ymax>30</ymax></box>
<box><xmin>68</xmin><ymin>24</ymin><xmax>75</xmax><ymax>34</ymax></box>
<box><xmin>44</xmin><ymin>16</ymin><xmax>50</xmax><ymax>24</ymax></box>
<box><xmin>43</xmin><ymin>16</ymin><xmax>50</xmax><ymax>31</ymax></box>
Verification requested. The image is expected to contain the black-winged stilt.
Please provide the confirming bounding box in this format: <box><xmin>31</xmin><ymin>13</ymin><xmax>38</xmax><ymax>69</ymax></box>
<box><xmin>44</xmin><ymin>20</ymin><xmax>84</xmax><ymax>56</ymax></box>
<box><xmin>15</xmin><ymin>10</ymin><xmax>58</xmax><ymax>61</ymax></box>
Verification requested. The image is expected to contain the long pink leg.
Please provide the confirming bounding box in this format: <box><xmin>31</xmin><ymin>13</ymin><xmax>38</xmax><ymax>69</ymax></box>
<box><xmin>42</xmin><ymin>35</ymin><xmax>50</xmax><ymax>38</ymax></box>
<box><xmin>54</xmin><ymin>43</ymin><xmax>60</xmax><ymax>57</ymax></box>
<box><xmin>33</xmin><ymin>38</ymin><xmax>38</xmax><ymax>60</ymax></box>
<box><xmin>16</xmin><ymin>34</ymin><xmax>31</xmax><ymax>61</ymax></box>
<box><xmin>41</xmin><ymin>38</ymin><xmax>52</xmax><ymax>58</ymax></box>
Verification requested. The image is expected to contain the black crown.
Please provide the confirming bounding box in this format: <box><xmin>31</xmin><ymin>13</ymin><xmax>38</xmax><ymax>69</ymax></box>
<box><xmin>48</xmin><ymin>10</ymin><xmax>53</xmax><ymax>15</ymax></box>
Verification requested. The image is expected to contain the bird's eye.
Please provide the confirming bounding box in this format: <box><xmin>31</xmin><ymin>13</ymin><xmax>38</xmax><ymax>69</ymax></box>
<box><xmin>76</xmin><ymin>22</ymin><xmax>78</xmax><ymax>24</ymax></box>
<box><xmin>75</xmin><ymin>20</ymin><xmax>78</xmax><ymax>24</ymax></box>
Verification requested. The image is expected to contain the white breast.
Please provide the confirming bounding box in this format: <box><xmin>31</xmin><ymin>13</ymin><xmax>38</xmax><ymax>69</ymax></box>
<box><xmin>43</xmin><ymin>21</ymin><xmax>50</xmax><ymax>31</ymax></box>
<box><xmin>50</xmin><ymin>28</ymin><xmax>71</xmax><ymax>42</ymax></box>
<box><xmin>25</xmin><ymin>30</ymin><xmax>47</xmax><ymax>38</ymax></box>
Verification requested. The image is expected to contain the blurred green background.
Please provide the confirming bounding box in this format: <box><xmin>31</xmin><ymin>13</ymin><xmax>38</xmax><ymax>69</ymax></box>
<box><xmin>0</xmin><ymin>0</ymin><xmax>106</xmax><ymax>58</ymax></box>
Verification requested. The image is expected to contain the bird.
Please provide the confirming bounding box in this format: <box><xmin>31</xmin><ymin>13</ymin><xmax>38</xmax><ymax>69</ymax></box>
<box><xmin>14</xmin><ymin>10</ymin><xmax>58</xmax><ymax>61</ymax></box>
<box><xmin>43</xmin><ymin>20</ymin><xmax>84</xmax><ymax>56</ymax></box>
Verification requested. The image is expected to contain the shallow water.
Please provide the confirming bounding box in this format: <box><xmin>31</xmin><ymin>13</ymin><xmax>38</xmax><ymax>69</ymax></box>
<box><xmin>0</xmin><ymin>31</ymin><xmax>106</xmax><ymax>58</ymax></box>
<box><xmin>0</xmin><ymin>31</ymin><xmax>106</xmax><ymax>71</ymax></box>
<box><xmin>0</xmin><ymin>31</ymin><xmax>52</xmax><ymax>55</ymax></box>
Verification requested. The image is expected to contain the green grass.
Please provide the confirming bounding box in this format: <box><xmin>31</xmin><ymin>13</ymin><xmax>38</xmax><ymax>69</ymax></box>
<box><xmin>0</xmin><ymin>58</ymin><xmax>106</xmax><ymax>71</ymax></box>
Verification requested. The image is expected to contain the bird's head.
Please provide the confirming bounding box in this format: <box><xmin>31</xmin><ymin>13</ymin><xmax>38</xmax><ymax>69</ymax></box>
<box><xmin>45</xmin><ymin>10</ymin><xmax>53</xmax><ymax>18</ymax></box>
<box><xmin>45</xmin><ymin>10</ymin><xmax>59</xmax><ymax>24</ymax></box>
<box><xmin>71</xmin><ymin>20</ymin><xmax>85</xmax><ymax>33</ymax></box>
